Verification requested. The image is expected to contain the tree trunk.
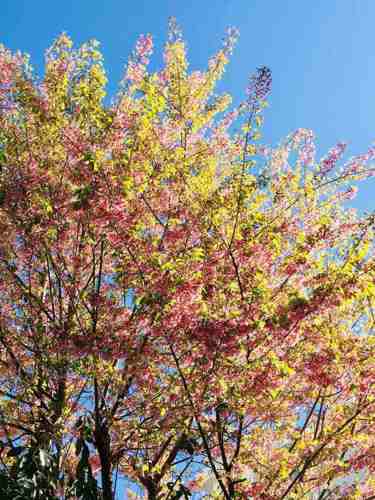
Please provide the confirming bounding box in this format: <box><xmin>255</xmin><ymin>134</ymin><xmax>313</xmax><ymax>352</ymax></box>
<box><xmin>141</xmin><ymin>476</ymin><xmax>159</xmax><ymax>500</ymax></box>
<box><xmin>95</xmin><ymin>421</ymin><xmax>113</xmax><ymax>500</ymax></box>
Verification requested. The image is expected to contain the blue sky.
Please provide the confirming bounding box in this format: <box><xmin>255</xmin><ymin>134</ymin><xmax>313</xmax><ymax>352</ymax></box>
<box><xmin>2</xmin><ymin>0</ymin><xmax>374</xmax><ymax>211</ymax></box>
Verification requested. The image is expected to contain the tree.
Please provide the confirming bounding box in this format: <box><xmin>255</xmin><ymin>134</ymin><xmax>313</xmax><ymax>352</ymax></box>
<box><xmin>0</xmin><ymin>18</ymin><xmax>374</xmax><ymax>499</ymax></box>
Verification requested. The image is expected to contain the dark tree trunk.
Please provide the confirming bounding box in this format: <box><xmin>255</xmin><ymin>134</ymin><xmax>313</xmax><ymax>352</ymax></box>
<box><xmin>141</xmin><ymin>476</ymin><xmax>160</xmax><ymax>500</ymax></box>
<box><xmin>95</xmin><ymin>420</ymin><xmax>113</xmax><ymax>500</ymax></box>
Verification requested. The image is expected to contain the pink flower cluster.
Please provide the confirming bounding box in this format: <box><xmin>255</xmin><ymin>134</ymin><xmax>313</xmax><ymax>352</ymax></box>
<box><xmin>246</xmin><ymin>66</ymin><xmax>272</xmax><ymax>104</ymax></box>
<box><xmin>319</xmin><ymin>142</ymin><xmax>346</xmax><ymax>176</ymax></box>
<box><xmin>222</xmin><ymin>26</ymin><xmax>240</xmax><ymax>56</ymax></box>
<box><xmin>343</xmin><ymin>145</ymin><xmax>375</xmax><ymax>178</ymax></box>
<box><xmin>291</xmin><ymin>128</ymin><xmax>316</xmax><ymax>166</ymax></box>
<box><xmin>135</xmin><ymin>34</ymin><xmax>153</xmax><ymax>65</ymax></box>
<box><xmin>124</xmin><ymin>34</ymin><xmax>153</xmax><ymax>86</ymax></box>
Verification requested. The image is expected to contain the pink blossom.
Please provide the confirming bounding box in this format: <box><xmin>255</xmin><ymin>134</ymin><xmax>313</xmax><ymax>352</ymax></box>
<box><xmin>291</xmin><ymin>128</ymin><xmax>316</xmax><ymax>166</ymax></box>
<box><xmin>135</xmin><ymin>34</ymin><xmax>153</xmax><ymax>65</ymax></box>
<box><xmin>319</xmin><ymin>142</ymin><xmax>346</xmax><ymax>176</ymax></box>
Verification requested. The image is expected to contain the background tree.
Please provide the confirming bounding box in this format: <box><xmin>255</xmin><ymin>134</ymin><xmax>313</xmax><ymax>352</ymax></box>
<box><xmin>0</xmin><ymin>19</ymin><xmax>374</xmax><ymax>499</ymax></box>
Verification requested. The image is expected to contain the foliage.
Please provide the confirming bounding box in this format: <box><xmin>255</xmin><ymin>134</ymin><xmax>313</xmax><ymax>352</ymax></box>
<box><xmin>0</xmin><ymin>18</ymin><xmax>374</xmax><ymax>499</ymax></box>
<box><xmin>0</xmin><ymin>443</ymin><xmax>58</xmax><ymax>500</ymax></box>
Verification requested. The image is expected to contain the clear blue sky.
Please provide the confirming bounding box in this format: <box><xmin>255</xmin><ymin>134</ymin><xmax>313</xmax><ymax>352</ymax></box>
<box><xmin>2</xmin><ymin>0</ymin><xmax>374</xmax><ymax>211</ymax></box>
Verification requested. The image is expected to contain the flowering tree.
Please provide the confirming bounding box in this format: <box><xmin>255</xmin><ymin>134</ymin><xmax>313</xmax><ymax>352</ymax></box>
<box><xmin>0</xmin><ymin>19</ymin><xmax>374</xmax><ymax>499</ymax></box>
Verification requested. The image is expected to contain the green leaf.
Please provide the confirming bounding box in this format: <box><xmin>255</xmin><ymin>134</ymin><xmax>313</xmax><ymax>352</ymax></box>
<box><xmin>0</xmin><ymin>150</ymin><xmax>6</xmax><ymax>164</ymax></box>
<box><xmin>39</xmin><ymin>449</ymin><xmax>50</xmax><ymax>468</ymax></box>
